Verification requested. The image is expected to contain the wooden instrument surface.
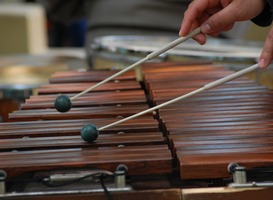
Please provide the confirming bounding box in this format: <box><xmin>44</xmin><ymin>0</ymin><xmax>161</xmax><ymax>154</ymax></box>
<box><xmin>0</xmin><ymin>68</ymin><xmax>173</xmax><ymax>179</ymax></box>
<box><xmin>142</xmin><ymin>63</ymin><xmax>273</xmax><ymax>180</ymax></box>
<box><xmin>1</xmin><ymin>62</ymin><xmax>273</xmax><ymax>184</ymax></box>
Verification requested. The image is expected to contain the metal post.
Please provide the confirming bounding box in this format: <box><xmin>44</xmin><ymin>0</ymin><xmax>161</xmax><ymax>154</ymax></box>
<box><xmin>0</xmin><ymin>170</ymin><xmax>7</xmax><ymax>194</ymax></box>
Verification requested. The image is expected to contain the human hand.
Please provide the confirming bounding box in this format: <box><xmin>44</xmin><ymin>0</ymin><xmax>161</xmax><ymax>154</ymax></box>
<box><xmin>179</xmin><ymin>0</ymin><xmax>265</xmax><ymax>43</ymax></box>
<box><xmin>179</xmin><ymin>0</ymin><xmax>272</xmax><ymax>67</ymax></box>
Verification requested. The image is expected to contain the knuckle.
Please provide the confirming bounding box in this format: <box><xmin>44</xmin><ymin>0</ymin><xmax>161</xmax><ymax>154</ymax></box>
<box><xmin>208</xmin><ymin>15</ymin><xmax>220</xmax><ymax>28</ymax></box>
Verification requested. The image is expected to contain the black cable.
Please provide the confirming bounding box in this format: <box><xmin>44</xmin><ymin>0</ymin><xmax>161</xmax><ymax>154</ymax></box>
<box><xmin>100</xmin><ymin>174</ymin><xmax>113</xmax><ymax>200</ymax></box>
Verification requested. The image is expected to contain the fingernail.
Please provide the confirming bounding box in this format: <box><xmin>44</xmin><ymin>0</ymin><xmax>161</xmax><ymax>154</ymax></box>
<box><xmin>194</xmin><ymin>34</ymin><xmax>205</xmax><ymax>45</ymax></box>
<box><xmin>201</xmin><ymin>24</ymin><xmax>211</xmax><ymax>33</ymax></box>
<box><xmin>179</xmin><ymin>30</ymin><xmax>182</xmax><ymax>36</ymax></box>
<box><xmin>259</xmin><ymin>58</ymin><xmax>266</xmax><ymax>68</ymax></box>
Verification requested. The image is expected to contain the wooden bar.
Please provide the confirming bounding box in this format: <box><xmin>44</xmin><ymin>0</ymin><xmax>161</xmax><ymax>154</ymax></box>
<box><xmin>21</xmin><ymin>90</ymin><xmax>147</xmax><ymax>110</ymax></box>
<box><xmin>0</xmin><ymin>117</ymin><xmax>159</xmax><ymax>138</ymax></box>
<box><xmin>0</xmin><ymin>145</ymin><xmax>172</xmax><ymax>178</ymax></box>
<box><xmin>0</xmin><ymin>132</ymin><xmax>166</xmax><ymax>151</ymax></box>
<box><xmin>38</xmin><ymin>80</ymin><xmax>141</xmax><ymax>94</ymax></box>
<box><xmin>142</xmin><ymin>62</ymin><xmax>273</xmax><ymax>180</ymax></box>
<box><xmin>9</xmin><ymin>104</ymin><xmax>151</xmax><ymax>121</ymax></box>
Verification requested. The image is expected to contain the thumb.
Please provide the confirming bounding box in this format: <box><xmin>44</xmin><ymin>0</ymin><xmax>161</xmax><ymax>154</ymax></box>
<box><xmin>200</xmin><ymin>4</ymin><xmax>236</xmax><ymax>34</ymax></box>
<box><xmin>259</xmin><ymin>27</ymin><xmax>273</xmax><ymax>68</ymax></box>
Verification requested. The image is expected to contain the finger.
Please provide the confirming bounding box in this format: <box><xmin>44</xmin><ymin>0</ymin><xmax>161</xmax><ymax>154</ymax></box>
<box><xmin>193</xmin><ymin>23</ymin><xmax>233</xmax><ymax>44</ymax></box>
<box><xmin>259</xmin><ymin>28</ymin><xmax>273</xmax><ymax>68</ymax></box>
<box><xmin>179</xmin><ymin>21</ymin><xmax>200</xmax><ymax>37</ymax></box>
<box><xmin>180</xmin><ymin>19</ymin><xmax>208</xmax><ymax>45</ymax></box>
<box><xmin>207</xmin><ymin>23</ymin><xmax>234</xmax><ymax>37</ymax></box>
<box><xmin>180</xmin><ymin>10</ymin><xmax>211</xmax><ymax>41</ymax></box>
<box><xmin>207</xmin><ymin>31</ymin><xmax>221</xmax><ymax>37</ymax></box>
<box><xmin>192</xmin><ymin>33</ymin><xmax>207</xmax><ymax>45</ymax></box>
<box><xmin>180</xmin><ymin>0</ymin><xmax>211</xmax><ymax>36</ymax></box>
<box><xmin>179</xmin><ymin>20</ymin><xmax>201</xmax><ymax>37</ymax></box>
<box><xmin>222</xmin><ymin>23</ymin><xmax>234</xmax><ymax>32</ymax></box>
<box><xmin>201</xmin><ymin>3</ymin><xmax>236</xmax><ymax>34</ymax></box>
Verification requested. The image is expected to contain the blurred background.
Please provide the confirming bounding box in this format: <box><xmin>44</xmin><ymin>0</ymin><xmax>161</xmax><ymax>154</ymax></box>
<box><xmin>0</xmin><ymin>0</ymin><xmax>271</xmax><ymax>54</ymax></box>
<box><xmin>0</xmin><ymin>0</ymin><xmax>88</xmax><ymax>121</ymax></box>
<box><xmin>0</xmin><ymin>0</ymin><xmax>87</xmax><ymax>52</ymax></box>
<box><xmin>0</xmin><ymin>0</ymin><xmax>272</xmax><ymax>122</ymax></box>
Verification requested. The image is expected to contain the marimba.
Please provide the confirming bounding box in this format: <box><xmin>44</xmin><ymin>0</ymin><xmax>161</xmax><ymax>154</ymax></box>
<box><xmin>1</xmin><ymin>61</ymin><xmax>273</xmax><ymax>199</ymax></box>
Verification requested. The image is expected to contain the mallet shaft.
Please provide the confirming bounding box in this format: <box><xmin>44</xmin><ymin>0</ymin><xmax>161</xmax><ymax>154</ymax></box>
<box><xmin>71</xmin><ymin>27</ymin><xmax>201</xmax><ymax>101</ymax></box>
<box><xmin>99</xmin><ymin>63</ymin><xmax>259</xmax><ymax>131</ymax></box>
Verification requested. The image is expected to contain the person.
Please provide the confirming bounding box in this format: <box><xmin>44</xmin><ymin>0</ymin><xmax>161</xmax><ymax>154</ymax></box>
<box><xmin>179</xmin><ymin>0</ymin><xmax>273</xmax><ymax>68</ymax></box>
